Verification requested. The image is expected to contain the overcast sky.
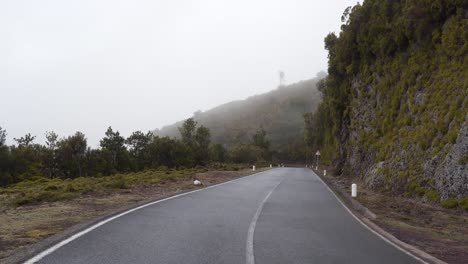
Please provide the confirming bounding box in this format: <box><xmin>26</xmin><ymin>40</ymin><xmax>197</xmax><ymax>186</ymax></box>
<box><xmin>1</xmin><ymin>0</ymin><xmax>355</xmax><ymax>147</ymax></box>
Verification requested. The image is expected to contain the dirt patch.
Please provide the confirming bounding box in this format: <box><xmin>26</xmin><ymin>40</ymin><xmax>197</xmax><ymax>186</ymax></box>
<box><xmin>317</xmin><ymin>167</ymin><xmax>468</xmax><ymax>264</ymax></box>
<box><xmin>0</xmin><ymin>168</ymin><xmax>264</xmax><ymax>262</ymax></box>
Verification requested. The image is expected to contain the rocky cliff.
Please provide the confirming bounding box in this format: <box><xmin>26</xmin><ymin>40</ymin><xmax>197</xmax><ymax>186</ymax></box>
<box><xmin>305</xmin><ymin>0</ymin><xmax>467</xmax><ymax>207</ymax></box>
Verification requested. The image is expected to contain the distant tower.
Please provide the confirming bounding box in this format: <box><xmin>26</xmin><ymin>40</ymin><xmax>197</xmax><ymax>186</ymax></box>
<box><xmin>279</xmin><ymin>71</ymin><xmax>285</xmax><ymax>87</ymax></box>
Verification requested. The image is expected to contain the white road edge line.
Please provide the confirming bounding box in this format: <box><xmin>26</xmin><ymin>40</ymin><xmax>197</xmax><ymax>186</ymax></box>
<box><xmin>24</xmin><ymin>169</ymin><xmax>273</xmax><ymax>264</ymax></box>
<box><xmin>246</xmin><ymin>177</ymin><xmax>284</xmax><ymax>264</ymax></box>
<box><xmin>312</xmin><ymin>170</ymin><xmax>428</xmax><ymax>264</ymax></box>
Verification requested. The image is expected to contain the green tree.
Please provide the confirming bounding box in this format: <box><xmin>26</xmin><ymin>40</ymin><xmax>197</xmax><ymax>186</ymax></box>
<box><xmin>100</xmin><ymin>127</ymin><xmax>127</xmax><ymax>171</ymax></box>
<box><xmin>251</xmin><ymin>128</ymin><xmax>271</xmax><ymax>161</ymax></box>
<box><xmin>210</xmin><ymin>144</ymin><xmax>227</xmax><ymax>163</ymax></box>
<box><xmin>178</xmin><ymin>119</ymin><xmax>212</xmax><ymax>166</ymax></box>
<box><xmin>14</xmin><ymin>133</ymin><xmax>36</xmax><ymax>147</ymax></box>
<box><xmin>0</xmin><ymin>126</ymin><xmax>6</xmax><ymax>146</ymax></box>
<box><xmin>43</xmin><ymin>131</ymin><xmax>59</xmax><ymax>178</ymax></box>
<box><xmin>179</xmin><ymin>118</ymin><xmax>197</xmax><ymax>147</ymax></box>
<box><xmin>57</xmin><ymin>132</ymin><xmax>87</xmax><ymax>178</ymax></box>
<box><xmin>11</xmin><ymin>133</ymin><xmax>42</xmax><ymax>179</ymax></box>
<box><xmin>194</xmin><ymin>125</ymin><xmax>211</xmax><ymax>165</ymax></box>
<box><xmin>126</xmin><ymin>131</ymin><xmax>152</xmax><ymax>170</ymax></box>
<box><xmin>252</xmin><ymin>128</ymin><xmax>270</xmax><ymax>150</ymax></box>
<box><xmin>229</xmin><ymin>144</ymin><xmax>263</xmax><ymax>164</ymax></box>
<box><xmin>0</xmin><ymin>126</ymin><xmax>12</xmax><ymax>186</ymax></box>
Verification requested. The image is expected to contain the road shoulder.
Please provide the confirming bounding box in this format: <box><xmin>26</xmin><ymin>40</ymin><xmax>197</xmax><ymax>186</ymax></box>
<box><xmin>311</xmin><ymin>167</ymin><xmax>465</xmax><ymax>264</ymax></box>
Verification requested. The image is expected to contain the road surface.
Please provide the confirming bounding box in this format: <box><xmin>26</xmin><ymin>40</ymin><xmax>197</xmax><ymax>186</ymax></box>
<box><xmin>29</xmin><ymin>168</ymin><xmax>419</xmax><ymax>264</ymax></box>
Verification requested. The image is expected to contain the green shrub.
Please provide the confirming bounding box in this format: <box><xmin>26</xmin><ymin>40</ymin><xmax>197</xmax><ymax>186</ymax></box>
<box><xmin>458</xmin><ymin>156</ymin><xmax>468</xmax><ymax>165</ymax></box>
<box><xmin>425</xmin><ymin>190</ymin><xmax>440</xmax><ymax>202</ymax></box>
<box><xmin>459</xmin><ymin>197</ymin><xmax>468</xmax><ymax>210</ymax></box>
<box><xmin>65</xmin><ymin>183</ymin><xmax>77</xmax><ymax>192</ymax></box>
<box><xmin>13</xmin><ymin>190</ymin><xmax>77</xmax><ymax>206</ymax></box>
<box><xmin>104</xmin><ymin>176</ymin><xmax>128</xmax><ymax>189</ymax></box>
<box><xmin>44</xmin><ymin>184</ymin><xmax>60</xmax><ymax>191</ymax></box>
<box><xmin>441</xmin><ymin>199</ymin><xmax>458</xmax><ymax>209</ymax></box>
<box><xmin>414</xmin><ymin>186</ymin><xmax>426</xmax><ymax>197</ymax></box>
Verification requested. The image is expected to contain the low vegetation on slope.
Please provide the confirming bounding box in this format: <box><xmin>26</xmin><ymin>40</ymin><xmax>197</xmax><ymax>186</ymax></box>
<box><xmin>155</xmin><ymin>74</ymin><xmax>323</xmax><ymax>161</ymax></box>
<box><xmin>305</xmin><ymin>0</ymin><xmax>467</xmax><ymax>207</ymax></box>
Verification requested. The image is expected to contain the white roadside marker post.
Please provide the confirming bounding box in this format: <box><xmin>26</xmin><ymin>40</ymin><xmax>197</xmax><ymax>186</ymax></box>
<box><xmin>270</xmin><ymin>164</ymin><xmax>272</xmax><ymax>168</ymax></box>
<box><xmin>351</xmin><ymin>183</ymin><xmax>357</xmax><ymax>197</ymax></box>
<box><xmin>315</xmin><ymin>150</ymin><xmax>321</xmax><ymax>171</ymax></box>
<box><xmin>323</xmin><ymin>170</ymin><xmax>326</xmax><ymax>176</ymax></box>
<box><xmin>252</xmin><ymin>165</ymin><xmax>256</xmax><ymax>171</ymax></box>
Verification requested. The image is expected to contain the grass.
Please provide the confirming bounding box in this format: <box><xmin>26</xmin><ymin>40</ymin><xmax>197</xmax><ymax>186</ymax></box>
<box><xmin>0</xmin><ymin>164</ymin><xmax>247</xmax><ymax>208</ymax></box>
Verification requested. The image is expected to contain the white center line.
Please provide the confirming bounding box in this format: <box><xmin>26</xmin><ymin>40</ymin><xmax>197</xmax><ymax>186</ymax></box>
<box><xmin>246</xmin><ymin>177</ymin><xmax>284</xmax><ymax>264</ymax></box>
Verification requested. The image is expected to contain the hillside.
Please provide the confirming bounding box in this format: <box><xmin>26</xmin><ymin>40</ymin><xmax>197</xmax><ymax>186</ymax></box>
<box><xmin>155</xmin><ymin>74</ymin><xmax>323</xmax><ymax>151</ymax></box>
<box><xmin>305</xmin><ymin>0</ymin><xmax>467</xmax><ymax>205</ymax></box>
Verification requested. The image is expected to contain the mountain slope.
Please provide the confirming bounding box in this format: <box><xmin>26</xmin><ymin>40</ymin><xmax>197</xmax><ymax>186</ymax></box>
<box><xmin>155</xmin><ymin>75</ymin><xmax>323</xmax><ymax>150</ymax></box>
<box><xmin>305</xmin><ymin>0</ymin><xmax>467</xmax><ymax>203</ymax></box>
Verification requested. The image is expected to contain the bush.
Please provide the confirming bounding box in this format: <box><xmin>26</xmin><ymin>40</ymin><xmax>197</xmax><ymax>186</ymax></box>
<box><xmin>13</xmin><ymin>190</ymin><xmax>77</xmax><ymax>206</ymax></box>
<box><xmin>105</xmin><ymin>176</ymin><xmax>128</xmax><ymax>189</ymax></box>
<box><xmin>459</xmin><ymin>197</ymin><xmax>468</xmax><ymax>211</ymax></box>
<box><xmin>441</xmin><ymin>199</ymin><xmax>458</xmax><ymax>209</ymax></box>
<box><xmin>458</xmin><ymin>156</ymin><xmax>468</xmax><ymax>165</ymax></box>
<box><xmin>425</xmin><ymin>190</ymin><xmax>440</xmax><ymax>202</ymax></box>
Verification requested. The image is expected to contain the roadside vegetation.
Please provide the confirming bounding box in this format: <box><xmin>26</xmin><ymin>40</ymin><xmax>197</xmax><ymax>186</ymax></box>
<box><xmin>0</xmin><ymin>165</ymin><xmax>248</xmax><ymax>208</ymax></box>
<box><xmin>0</xmin><ymin>119</ymin><xmax>273</xmax><ymax>188</ymax></box>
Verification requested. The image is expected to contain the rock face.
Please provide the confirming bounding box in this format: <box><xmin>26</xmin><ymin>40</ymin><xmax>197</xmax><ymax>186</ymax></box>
<box><xmin>304</xmin><ymin>0</ymin><xmax>467</xmax><ymax>204</ymax></box>
<box><xmin>434</xmin><ymin>121</ymin><xmax>468</xmax><ymax>200</ymax></box>
<box><xmin>343</xmin><ymin>84</ymin><xmax>468</xmax><ymax>200</ymax></box>
<box><xmin>344</xmin><ymin>80</ymin><xmax>467</xmax><ymax>200</ymax></box>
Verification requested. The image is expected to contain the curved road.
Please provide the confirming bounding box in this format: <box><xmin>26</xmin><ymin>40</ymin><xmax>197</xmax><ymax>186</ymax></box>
<box><xmin>28</xmin><ymin>168</ymin><xmax>419</xmax><ymax>264</ymax></box>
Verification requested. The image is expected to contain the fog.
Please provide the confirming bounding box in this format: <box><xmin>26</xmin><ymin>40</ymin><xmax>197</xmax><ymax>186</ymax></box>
<box><xmin>1</xmin><ymin>0</ymin><xmax>355</xmax><ymax>146</ymax></box>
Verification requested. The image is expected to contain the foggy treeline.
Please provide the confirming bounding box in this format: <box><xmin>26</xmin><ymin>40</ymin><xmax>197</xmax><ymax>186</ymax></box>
<box><xmin>0</xmin><ymin>119</ymin><xmax>273</xmax><ymax>187</ymax></box>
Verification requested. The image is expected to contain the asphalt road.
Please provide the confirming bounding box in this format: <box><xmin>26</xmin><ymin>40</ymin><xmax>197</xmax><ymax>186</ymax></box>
<box><xmin>30</xmin><ymin>168</ymin><xmax>419</xmax><ymax>264</ymax></box>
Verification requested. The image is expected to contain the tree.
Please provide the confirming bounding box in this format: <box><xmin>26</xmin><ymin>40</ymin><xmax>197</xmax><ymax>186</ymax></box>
<box><xmin>43</xmin><ymin>131</ymin><xmax>59</xmax><ymax>178</ymax></box>
<box><xmin>10</xmin><ymin>133</ymin><xmax>42</xmax><ymax>179</ymax></box>
<box><xmin>57</xmin><ymin>132</ymin><xmax>87</xmax><ymax>178</ymax></box>
<box><xmin>178</xmin><ymin>119</ymin><xmax>212</xmax><ymax>166</ymax></box>
<box><xmin>229</xmin><ymin>144</ymin><xmax>263</xmax><ymax>164</ymax></box>
<box><xmin>148</xmin><ymin>136</ymin><xmax>188</xmax><ymax>168</ymax></box>
<box><xmin>194</xmin><ymin>125</ymin><xmax>211</xmax><ymax>165</ymax></box>
<box><xmin>126</xmin><ymin>131</ymin><xmax>152</xmax><ymax>170</ymax></box>
<box><xmin>0</xmin><ymin>126</ymin><xmax>11</xmax><ymax>186</ymax></box>
<box><xmin>252</xmin><ymin>128</ymin><xmax>270</xmax><ymax>150</ymax></box>
<box><xmin>100</xmin><ymin>127</ymin><xmax>128</xmax><ymax>171</ymax></box>
<box><xmin>0</xmin><ymin>126</ymin><xmax>6</xmax><ymax>146</ymax></box>
<box><xmin>14</xmin><ymin>133</ymin><xmax>36</xmax><ymax>147</ymax></box>
<box><xmin>126</xmin><ymin>131</ymin><xmax>152</xmax><ymax>157</ymax></box>
<box><xmin>45</xmin><ymin>131</ymin><xmax>59</xmax><ymax>150</ymax></box>
<box><xmin>179</xmin><ymin>118</ymin><xmax>197</xmax><ymax>147</ymax></box>
<box><xmin>210</xmin><ymin>144</ymin><xmax>227</xmax><ymax>163</ymax></box>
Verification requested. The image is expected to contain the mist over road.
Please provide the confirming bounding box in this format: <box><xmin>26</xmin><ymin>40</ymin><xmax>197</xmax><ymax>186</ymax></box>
<box><xmin>31</xmin><ymin>168</ymin><xmax>418</xmax><ymax>264</ymax></box>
